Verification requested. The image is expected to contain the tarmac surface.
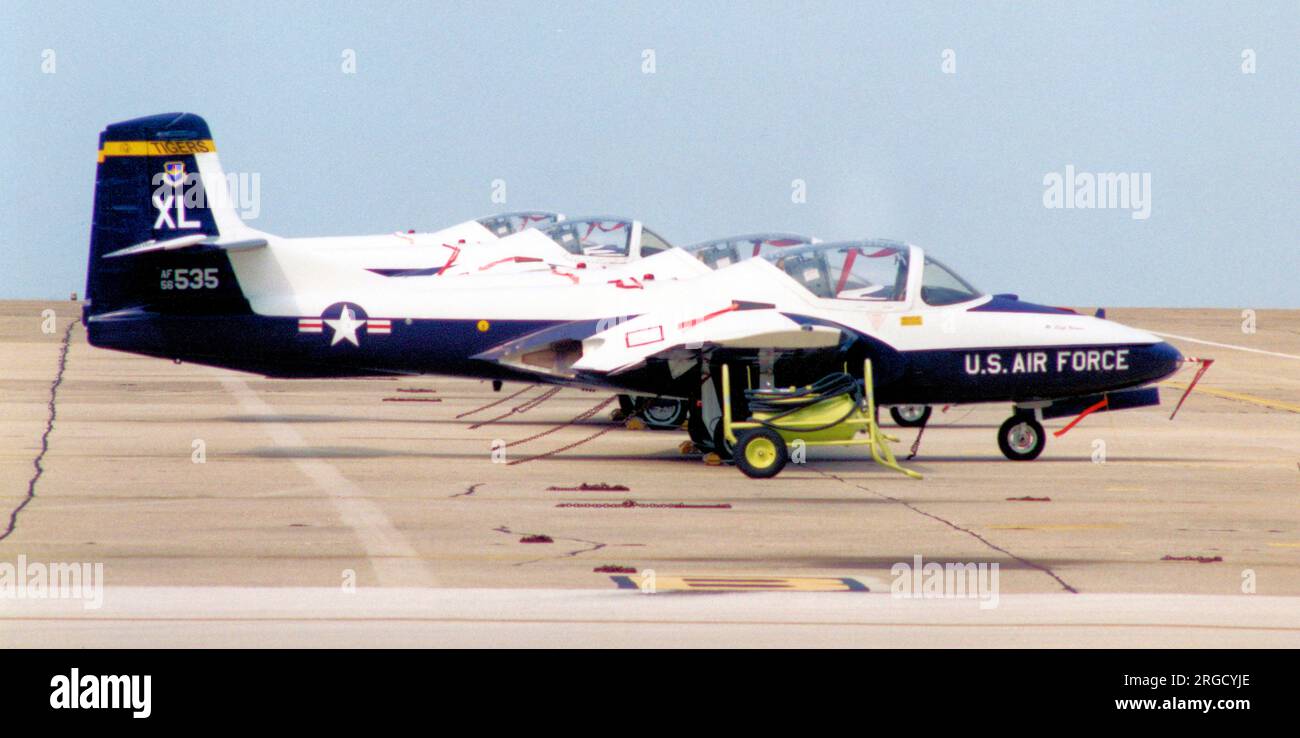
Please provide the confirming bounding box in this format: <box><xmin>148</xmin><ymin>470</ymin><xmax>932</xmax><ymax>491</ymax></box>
<box><xmin>1</xmin><ymin>301</ymin><xmax>1297</xmax><ymax>647</ymax></box>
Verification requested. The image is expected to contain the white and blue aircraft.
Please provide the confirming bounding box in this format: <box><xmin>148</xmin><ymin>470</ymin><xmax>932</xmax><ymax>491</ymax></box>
<box><xmin>83</xmin><ymin>113</ymin><xmax>1185</xmax><ymax>463</ymax></box>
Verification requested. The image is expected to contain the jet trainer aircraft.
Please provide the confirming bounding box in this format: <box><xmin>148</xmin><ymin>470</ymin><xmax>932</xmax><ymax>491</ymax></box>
<box><xmin>84</xmin><ymin>113</ymin><xmax>1186</xmax><ymax>464</ymax></box>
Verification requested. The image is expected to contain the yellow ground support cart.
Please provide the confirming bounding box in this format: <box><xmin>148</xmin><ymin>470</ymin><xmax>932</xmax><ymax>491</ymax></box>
<box><xmin>721</xmin><ymin>360</ymin><xmax>922</xmax><ymax>480</ymax></box>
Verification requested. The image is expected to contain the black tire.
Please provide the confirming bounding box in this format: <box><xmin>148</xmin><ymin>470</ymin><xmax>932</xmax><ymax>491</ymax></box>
<box><xmin>617</xmin><ymin>394</ymin><xmax>637</xmax><ymax>414</ymax></box>
<box><xmin>889</xmin><ymin>405</ymin><xmax>932</xmax><ymax>428</ymax></box>
<box><xmin>639</xmin><ymin>398</ymin><xmax>689</xmax><ymax>429</ymax></box>
<box><xmin>710</xmin><ymin>417</ymin><xmax>735</xmax><ymax>460</ymax></box>
<box><xmin>687</xmin><ymin>403</ymin><xmax>714</xmax><ymax>451</ymax></box>
<box><xmin>734</xmin><ymin>428</ymin><xmax>789</xmax><ymax>479</ymax></box>
<box><xmin>997</xmin><ymin>415</ymin><xmax>1046</xmax><ymax>461</ymax></box>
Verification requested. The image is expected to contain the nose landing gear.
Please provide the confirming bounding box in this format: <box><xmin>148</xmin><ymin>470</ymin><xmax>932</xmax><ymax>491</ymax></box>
<box><xmin>889</xmin><ymin>404</ymin><xmax>932</xmax><ymax>428</ymax></box>
<box><xmin>997</xmin><ymin>414</ymin><xmax>1046</xmax><ymax>461</ymax></box>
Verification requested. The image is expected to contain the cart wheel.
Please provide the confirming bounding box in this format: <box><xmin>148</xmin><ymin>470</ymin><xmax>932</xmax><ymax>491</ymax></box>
<box><xmin>735</xmin><ymin>428</ymin><xmax>789</xmax><ymax>479</ymax></box>
<box><xmin>997</xmin><ymin>415</ymin><xmax>1045</xmax><ymax>461</ymax></box>
<box><xmin>889</xmin><ymin>405</ymin><xmax>931</xmax><ymax>428</ymax></box>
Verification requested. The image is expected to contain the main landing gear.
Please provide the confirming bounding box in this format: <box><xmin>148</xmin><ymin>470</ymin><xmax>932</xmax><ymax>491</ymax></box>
<box><xmin>617</xmin><ymin>395</ymin><xmax>689</xmax><ymax>430</ymax></box>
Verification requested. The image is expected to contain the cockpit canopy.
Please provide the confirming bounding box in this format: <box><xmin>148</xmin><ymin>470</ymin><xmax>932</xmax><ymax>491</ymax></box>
<box><xmin>477</xmin><ymin>211</ymin><xmax>564</xmax><ymax>237</ymax></box>
<box><xmin>538</xmin><ymin>218</ymin><xmax>674</xmax><ymax>259</ymax></box>
<box><xmin>759</xmin><ymin>240</ymin><xmax>982</xmax><ymax>305</ymax></box>
<box><xmin>541</xmin><ymin>218</ymin><xmax>633</xmax><ymax>257</ymax></box>
<box><xmin>687</xmin><ymin>233</ymin><xmax>814</xmax><ymax>269</ymax></box>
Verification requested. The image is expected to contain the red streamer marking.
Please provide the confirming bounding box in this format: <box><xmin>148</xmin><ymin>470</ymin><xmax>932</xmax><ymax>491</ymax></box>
<box><xmin>478</xmin><ymin>256</ymin><xmax>543</xmax><ymax>271</ymax></box>
<box><xmin>550</xmin><ymin>265</ymin><xmax>579</xmax><ymax>284</ymax></box>
<box><xmin>678</xmin><ymin>302</ymin><xmax>738</xmax><ymax>330</ymax></box>
<box><xmin>1169</xmin><ymin>358</ymin><xmax>1214</xmax><ymax>420</ymax></box>
<box><xmin>1053</xmin><ymin>397</ymin><xmax>1109</xmax><ymax>438</ymax></box>
<box><xmin>434</xmin><ymin>242</ymin><xmax>460</xmax><ymax>276</ymax></box>
<box><xmin>835</xmin><ymin>248</ymin><xmax>859</xmax><ymax>296</ymax></box>
<box><xmin>583</xmin><ymin>221</ymin><xmax>626</xmax><ymax>237</ymax></box>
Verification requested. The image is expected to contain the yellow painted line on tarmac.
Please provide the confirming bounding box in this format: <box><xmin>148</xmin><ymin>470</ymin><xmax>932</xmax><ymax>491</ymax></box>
<box><xmin>989</xmin><ymin>524</ymin><xmax>1124</xmax><ymax>531</ymax></box>
<box><xmin>1162</xmin><ymin>381</ymin><xmax>1300</xmax><ymax>414</ymax></box>
<box><xmin>1267</xmin><ymin>542</ymin><xmax>1300</xmax><ymax>549</ymax></box>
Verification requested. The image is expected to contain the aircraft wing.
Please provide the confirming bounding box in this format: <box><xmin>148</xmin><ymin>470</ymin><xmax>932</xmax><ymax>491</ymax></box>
<box><xmin>471</xmin><ymin>257</ymin><xmax>840</xmax><ymax>379</ymax></box>
<box><xmin>573</xmin><ymin>302</ymin><xmax>841</xmax><ymax>375</ymax></box>
<box><xmin>474</xmin><ymin>301</ymin><xmax>840</xmax><ymax>379</ymax></box>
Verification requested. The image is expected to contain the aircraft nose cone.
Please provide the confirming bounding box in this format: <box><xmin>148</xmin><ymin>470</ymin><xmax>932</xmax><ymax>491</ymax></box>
<box><xmin>1143</xmin><ymin>340</ymin><xmax>1183</xmax><ymax>382</ymax></box>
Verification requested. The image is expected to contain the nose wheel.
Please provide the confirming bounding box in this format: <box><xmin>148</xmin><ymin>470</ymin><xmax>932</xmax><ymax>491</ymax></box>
<box><xmin>998</xmin><ymin>415</ymin><xmax>1046</xmax><ymax>461</ymax></box>
<box><xmin>889</xmin><ymin>404</ymin><xmax>932</xmax><ymax>427</ymax></box>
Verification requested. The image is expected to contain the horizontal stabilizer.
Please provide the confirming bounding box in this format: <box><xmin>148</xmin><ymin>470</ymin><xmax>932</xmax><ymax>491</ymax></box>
<box><xmin>103</xmin><ymin>235</ymin><xmax>268</xmax><ymax>259</ymax></box>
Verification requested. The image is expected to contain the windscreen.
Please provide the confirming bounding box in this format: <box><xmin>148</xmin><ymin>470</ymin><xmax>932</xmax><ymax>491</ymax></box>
<box><xmin>920</xmin><ymin>256</ymin><xmax>981</xmax><ymax>306</ymax></box>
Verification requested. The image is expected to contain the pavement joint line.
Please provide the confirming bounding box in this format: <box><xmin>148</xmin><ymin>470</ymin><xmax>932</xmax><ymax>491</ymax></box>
<box><xmin>215</xmin><ymin>373</ymin><xmax>437</xmax><ymax>587</ymax></box>
<box><xmin>5</xmin><ymin>616</ymin><xmax>1299</xmax><ymax>633</ymax></box>
<box><xmin>1</xmin><ymin>320</ymin><xmax>75</xmax><ymax>543</ymax></box>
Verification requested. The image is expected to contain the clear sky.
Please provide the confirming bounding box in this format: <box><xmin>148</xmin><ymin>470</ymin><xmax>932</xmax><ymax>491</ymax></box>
<box><xmin>2</xmin><ymin>1</ymin><xmax>1296</xmax><ymax>306</ymax></box>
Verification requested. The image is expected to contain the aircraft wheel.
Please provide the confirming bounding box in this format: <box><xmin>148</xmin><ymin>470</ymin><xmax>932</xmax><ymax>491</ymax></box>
<box><xmin>687</xmin><ymin>404</ymin><xmax>714</xmax><ymax>451</ymax></box>
<box><xmin>710</xmin><ymin>418</ymin><xmax>735</xmax><ymax>461</ymax></box>
<box><xmin>639</xmin><ymin>398</ymin><xmax>688</xmax><ymax>429</ymax></box>
<box><xmin>998</xmin><ymin>416</ymin><xmax>1045</xmax><ymax>461</ymax></box>
<box><xmin>617</xmin><ymin>394</ymin><xmax>637</xmax><ymax>415</ymax></box>
<box><xmin>889</xmin><ymin>405</ymin><xmax>932</xmax><ymax>427</ymax></box>
<box><xmin>735</xmin><ymin>428</ymin><xmax>789</xmax><ymax>479</ymax></box>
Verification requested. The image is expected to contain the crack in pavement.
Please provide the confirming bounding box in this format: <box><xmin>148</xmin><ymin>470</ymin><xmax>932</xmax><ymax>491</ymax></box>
<box><xmin>493</xmin><ymin>525</ymin><xmax>607</xmax><ymax>566</ymax></box>
<box><xmin>1</xmin><ymin>320</ymin><xmax>75</xmax><ymax>543</ymax></box>
<box><xmin>451</xmin><ymin>483</ymin><xmax>483</xmax><ymax>499</ymax></box>
<box><xmin>814</xmin><ymin>468</ymin><xmax>1079</xmax><ymax>594</ymax></box>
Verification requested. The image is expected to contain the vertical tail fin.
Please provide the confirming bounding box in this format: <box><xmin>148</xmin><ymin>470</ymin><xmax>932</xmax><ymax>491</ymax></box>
<box><xmin>85</xmin><ymin>113</ymin><xmax>256</xmax><ymax>321</ymax></box>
